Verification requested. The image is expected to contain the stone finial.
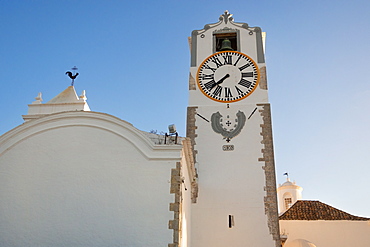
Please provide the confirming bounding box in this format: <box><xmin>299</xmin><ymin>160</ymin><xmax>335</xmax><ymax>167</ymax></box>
<box><xmin>79</xmin><ymin>90</ymin><xmax>87</xmax><ymax>101</ymax></box>
<box><xmin>32</xmin><ymin>92</ymin><xmax>43</xmax><ymax>104</ymax></box>
<box><xmin>219</xmin><ymin>10</ymin><xmax>233</xmax><ymax>24</ymax></box>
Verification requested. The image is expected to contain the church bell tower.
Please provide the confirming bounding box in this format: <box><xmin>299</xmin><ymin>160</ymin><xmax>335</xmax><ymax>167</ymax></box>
<box><xmin>187</xmin><ymin>11</ymin><xmax>280</xmax><ymax>246</ymax></box>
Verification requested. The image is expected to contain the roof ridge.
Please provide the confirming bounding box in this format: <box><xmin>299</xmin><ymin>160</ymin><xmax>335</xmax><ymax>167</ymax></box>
<box><xmin>47</xmin><ymin>86</ymin><xmax>79</xmax><ymax>103</ymax></box>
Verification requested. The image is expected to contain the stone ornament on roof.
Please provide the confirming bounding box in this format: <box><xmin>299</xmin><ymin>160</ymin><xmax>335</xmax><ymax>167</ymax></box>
<box><xmin>22</xmin><ymin>70</ymin><xmax>90</xmax><ymax>121</ymax></box>
<box><xmin>219</xmin><ymin>10</ymin><xmax>233</xmax><ymax>24</ymax></box>
<box><xmin>32</xmin><ymin>92</ymin><xmax>43</xmax><ymax>104</ymax></box>
<box><xmin>192</xmin><ymin>10</ymin><xmax>261</xmax><ymax>36</ymax></box>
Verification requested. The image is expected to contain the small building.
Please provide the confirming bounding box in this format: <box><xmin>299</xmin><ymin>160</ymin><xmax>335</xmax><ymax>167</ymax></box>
<box><xmin>278</xmin><ymin>179</ymin><xmax>370</xmax><ymax>247</ymax></box>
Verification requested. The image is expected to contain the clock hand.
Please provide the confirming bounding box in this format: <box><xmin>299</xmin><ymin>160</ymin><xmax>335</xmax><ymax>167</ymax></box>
<box><xmin>216</xmin><ymin>74</ymin><xmax>230</xmax><ymax>85</ymax></box>
<box><xmin>210</xmin><ymin>74</ymin><xmax>230</xmax><ymax>89</ymax></box>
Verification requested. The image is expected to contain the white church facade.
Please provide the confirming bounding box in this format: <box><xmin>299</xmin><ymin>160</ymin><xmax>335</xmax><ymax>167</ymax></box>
<box><xmin>0</xmin><ymin>85</ymin><xmax>197</xmax><ymax>246</ymax></box>
<box><xmin>0</xmin><ymin>11</ymin><xmax>369</xmax><ymax>247</ymax></box>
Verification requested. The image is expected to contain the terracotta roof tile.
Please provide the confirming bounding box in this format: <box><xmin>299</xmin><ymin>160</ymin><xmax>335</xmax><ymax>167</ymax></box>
<box><xmin>279</xmin><ymin>200</ymin><xmax>369</xmax><ymax>221</ymax></box>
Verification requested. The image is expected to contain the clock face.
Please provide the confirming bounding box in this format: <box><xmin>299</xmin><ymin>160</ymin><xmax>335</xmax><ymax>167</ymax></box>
<box><xmin>197</xmin><ymin>51</ymin><xmax>260</xmax><ymax>103</ymax></box>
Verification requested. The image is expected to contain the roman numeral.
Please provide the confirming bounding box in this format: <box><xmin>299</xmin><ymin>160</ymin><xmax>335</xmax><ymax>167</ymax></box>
<box><xmin>210</xmin><ymin>57</ymin><xmax>223</xmax><ymax>68</ymax></box>
<box><xmin>235</xmin><ymin>86</ymin><xmax>244</xmax><ymax>95</ymax></box>
<box><xmin>242</xmin><ymin>72</ymin><xmax>253</xmax><ymax>77</ymax></box>
<box><xmin>202</xmin><ymin>74</ymin><xmax>214</xmax><ymax>80</ymax></box>
<box><xmin>204</xmin><ymin>80</ymin><xmax>216</xmax><ymax>90</ymax></box>
<box><xmin>239</xmin><ymin>63</ymin><xmax>252</xmax><ymax>71</ymax></box>
<box><xmin>225</xmin><ymin>87</ymin><xmax>233</xmax><ymax>98</ymax></box>
<box><xmin>203</xmin><ymin>64</ymin><xmax>217</xmax><ymax>72</ymax></box>
<box><xmin>239</xmin><ymin>79</ymin><xmax>252</xmax><ymax>88</ymax></box>
<box><xmin>213</xmin><ymin>85</ymin><xmax>222</xmax><ymax>97</ymax></box>
<box><xmin>222</xmin><ymin>54</ymin><xmax>232</xmax><ymax>65</ymax></box>
<box><xmin>233</xmin><ymin>54</ymin><xmax>242</xmax><ymax>66</ymax></box>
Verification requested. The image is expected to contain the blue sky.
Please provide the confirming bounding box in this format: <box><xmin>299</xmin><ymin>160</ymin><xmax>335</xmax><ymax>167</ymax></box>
<box><xmin>1</xmin><ymin>1</ymin><xmax>370</xmax><ymax>217</ymax></box>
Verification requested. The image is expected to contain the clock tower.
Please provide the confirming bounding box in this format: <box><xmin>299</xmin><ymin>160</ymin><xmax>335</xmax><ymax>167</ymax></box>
<box><xmin>187</xmin><ymin>11</ymin><xmax>280</xmax><ymax>246</ymax></box>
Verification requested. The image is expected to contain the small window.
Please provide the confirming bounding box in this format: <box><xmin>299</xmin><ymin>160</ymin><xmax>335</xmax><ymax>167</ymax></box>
<box><xmin>214</xmin><ymin>32</ymin><xmax>238</xmax><ymax>52</ymax></box>
<box><xmin>228</xmin><ymin>215</ymin><xmax>234</xmax><ymax>228</ymax></box>
<box><xmin>284</xmin><ymin>198</ymin><xmax>292</xmax><ymax>210</ymax></box>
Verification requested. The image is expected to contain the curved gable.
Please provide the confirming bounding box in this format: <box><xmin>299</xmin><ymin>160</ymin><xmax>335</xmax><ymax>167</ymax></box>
<box><xmin>0</xmin><ymin>111</ymin><xmax>182</xmax><ymax>160</ymax></box>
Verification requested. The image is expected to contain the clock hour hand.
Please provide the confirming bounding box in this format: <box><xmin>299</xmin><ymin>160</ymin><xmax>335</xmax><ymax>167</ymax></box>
<box><xmin>216</xmin><ymin>74</ymin><xmax>230</xmax><ymax>85</ymax></box>
<box><xmin>210</xmin><ymin>74</ymin><xmax>230</xmax><ymax>90</ymax></box>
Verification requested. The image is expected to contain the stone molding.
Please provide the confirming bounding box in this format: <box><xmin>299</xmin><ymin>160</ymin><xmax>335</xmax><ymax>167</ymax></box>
<box><xmin>259</xmin><ymin>66</ymin><xmax>268</xmax><ymax>90</ymax></box>
<box><xmin>186</xmin><ymin>107</ymin><xmax>199</xmax><ymax>203</ymax></box>
<box><xmin>0</xmin><ymin>111</ymin><xmax>183</xmax><ymax>161</ymax></box>
<box><xmin>186</xmin><ymin>106</ymin><xmax>198</xmax><ymax>162</ymax></box>
<box><xmin>168</xmin><ymin>162</ymin><xmax>182</xmax><ymax>247</ymax></box>
<box><xmin>182</xmin><ymin>138</ymin><xmax>198</xmax><ymax>203</ymax></box>
<box><xmin>188</xmin><ymin>73</ymin><xmax>196</xmax><ymax>90</ymax></box>
<box><xmin>257</xmin><ymin>103</ymin><xmax>281</xmax><ymax>247</ymax></box>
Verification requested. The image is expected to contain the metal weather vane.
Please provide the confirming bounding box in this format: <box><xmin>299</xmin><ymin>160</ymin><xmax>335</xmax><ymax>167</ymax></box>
<box><xmin>65</xmin><ymin>66</ymin><xmax>79</xmax><ymax>86</ymax></box>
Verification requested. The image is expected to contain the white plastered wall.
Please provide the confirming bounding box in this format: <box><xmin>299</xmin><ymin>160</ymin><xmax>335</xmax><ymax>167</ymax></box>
<box><xmin>280</xmin><ymin>220</ymin><xmax>370</xmax><ymax>247</ymax></box>
<box><xmin>0</xmin><ymin>111</ymin><xmax>183</xmax><ymax>247</ymax></box>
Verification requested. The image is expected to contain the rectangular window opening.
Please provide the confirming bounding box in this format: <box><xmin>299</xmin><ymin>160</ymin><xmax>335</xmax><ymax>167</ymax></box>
<box><xmin>214</xmin><ymin>32</ymin><xmax>238</xmax><ymax>52</ymax></box>
<box><xmin>228</xmin><ymin>215</ymin><xmax>234</xmax><ymax>228</ymax></box>
<box><xmin>284</xmin><ymin>198</ymin><xmax>292</xmax><ymax>210</ymax></box>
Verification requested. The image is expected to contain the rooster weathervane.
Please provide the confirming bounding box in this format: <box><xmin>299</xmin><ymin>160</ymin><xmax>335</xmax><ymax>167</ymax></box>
<box><xmin>65</xmin><ymin>66</ymin><xmax>79</xmax><ymax>86</ymax></box>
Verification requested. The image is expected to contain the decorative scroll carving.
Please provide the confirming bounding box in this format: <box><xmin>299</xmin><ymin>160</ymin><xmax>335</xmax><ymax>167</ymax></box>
<box><xmin>211</xmin><ymin>110</ymin><xmax>246</xmax><ymax>142</ymax></box>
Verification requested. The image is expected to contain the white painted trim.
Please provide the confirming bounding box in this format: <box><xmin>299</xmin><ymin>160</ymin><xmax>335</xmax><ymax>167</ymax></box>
<box><xmin>0</xmin><ymin>111</ymin><xmax>182</xmax><ymax>160</ymax></box>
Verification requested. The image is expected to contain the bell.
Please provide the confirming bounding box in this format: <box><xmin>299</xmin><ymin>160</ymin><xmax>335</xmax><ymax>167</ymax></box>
<box><xmin>220</xmin><ymin>38</ymin><xmax>233</xmax><ymax>51</ymax></box>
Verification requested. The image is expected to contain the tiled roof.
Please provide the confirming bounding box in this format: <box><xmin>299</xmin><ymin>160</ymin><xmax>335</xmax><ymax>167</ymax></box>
<box><xmin>279</xmin><ymin>200</ymin><xmax>370</xmax><ymax>221</ymax></box>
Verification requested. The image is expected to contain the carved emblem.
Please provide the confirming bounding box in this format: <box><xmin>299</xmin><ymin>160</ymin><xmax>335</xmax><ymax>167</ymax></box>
<box><xmin>211</xmin><ymin>110</ymin><xmax>246</xmax><ymax>142</ymax></box>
